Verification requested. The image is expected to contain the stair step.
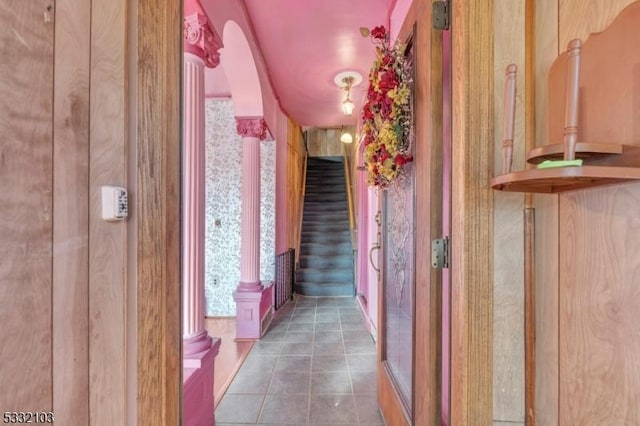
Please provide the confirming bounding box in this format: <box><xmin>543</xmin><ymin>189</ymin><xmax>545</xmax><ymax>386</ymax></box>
<box><xmin>299</xmin><ymin>255</ymin><xmax>353</xmax><ymax>269</ymax></box>
<box><xmin>303</xmin><ymin>219</ymin><xmax>349</xmax><ymax>225</ymax></box>
<box><xmin>297</xmin><ymin>156</ymin><xmax>354</xmax><ymax>298</ymax></box>
<box><xmin>304</xmin><ymin>206</ymin><xmax>348</xmax><ymax>214</ymax></box>
<box><xmin>294</xmin><ymin>282</ymin><xmax>354</xmax><ymax>297</ymax></box>
<box><xmin>303</xmin><ymin>210</ymin><xmax>349</xmax><ymax>223</ymax></box>
<box><xmin>306</xmin><ymin>170</ymin><xmax>344</xmax><ymax>176</ymax></box>
<box><xmin>304</xmin><ymin>199</ymin><xmax>348</xmax><ymax>207</ymax></box>
<box><xmin>296</xmin><ymin>268</ymin><xmax>354</xmax><ymax>282</ymax></box>
<box><xmin>299</xmin><ymin>243</ymin><xmax>352</xmax><ymax>256</ymax></box>
<box><xmin>305</xmin><ymin>193</ymin><xmax>347</xmax><ymax>202</ymax></box>
<box><xmin>301</xmin><ymin>230</ymin><xmax>350</xmax><ymax>238</ymax></box>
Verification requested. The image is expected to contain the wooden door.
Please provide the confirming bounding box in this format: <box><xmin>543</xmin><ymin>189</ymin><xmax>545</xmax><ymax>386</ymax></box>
<box><xmin>376</xmin><ymin>1</ymin><xmax>447</xmax><ymax>424</ymax></box>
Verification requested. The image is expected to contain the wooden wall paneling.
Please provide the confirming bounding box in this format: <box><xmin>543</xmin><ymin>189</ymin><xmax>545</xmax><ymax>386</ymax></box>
<box><xmin>559</xmin><ymin>185</ymin><xmax>640</xmax><ymax>425</ymax></box>
<box><xmin>533</xmin><ymin>1</ymin><xmax>560</xmax><ymax>425</ymax></box>
<box><xmin>53</xmin><ymin>0</ymin><xmax>90</xmax><ymax>424</ymax></box>
<box><xmin>89</xmin><ymin>0</ymin><xmax>127</xmax><ymax>424</ymax></box>
<box><xmin>532</xmin><ymin>192</ymin><xmax>559</xmax><ymax>426</ymax></box>
<box><xmin>554</xmin><ymin>4</ymin><xmax>640</xmax><ymax>424</ymax></box>
<box><xmin>450</xmin><ymin>0</ymin><xmax>495</xmax><ymax>423</ymax></box>
<box><xmin>306</xmin><ymin>127</ymin><xmax>343</xmax><ymax>157</ymax></box>
<box><xmin>135</xmin><ymin>0</ymin><xmax>182</xmax><ymax>424</ymax></box>
<box><xmin>492</xmin><ymin>0</ymin><xmax>526</xmax><ymax>422</ymax></box>
<box><xmin>286</xmin><ymin>120</ymin><xmax>305</xmax><ymax>251</ymax></box>
<box><xmin>558</xmin><ymin>0</ymin><xmax>637</xmax><ymax>49</ymax></box>
<box><xmin>0</xmin><ymin>0</ymin><xmax>54</xmax><ymax>412</ymax></box>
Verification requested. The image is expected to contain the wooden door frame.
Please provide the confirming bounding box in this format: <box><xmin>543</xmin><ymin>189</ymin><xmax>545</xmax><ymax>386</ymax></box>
<box><xmin>377</xmin><ymin>1</ymin><xmax>443</xmax><ymax>424</ymax></box>
<box><xmin>134</xmin><ymin>0</ymin><xmax>182</xmax><ymax>424</ymax></box>
<box><xmin>450</xmin><ymin>0</ymin><xmax>495</xmax><ymax>424</ymax></box>
<box><xmin>132</xmin><ymin>0</ymin><xmax>496</xmax><ymax>424</ymax></box>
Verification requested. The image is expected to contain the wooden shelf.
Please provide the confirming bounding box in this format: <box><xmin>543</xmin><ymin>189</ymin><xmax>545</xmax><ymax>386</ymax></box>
<box><xmin>491</xmin><ymin>165</ymin><xmax>640</xmax><ymax>193</ymax></box>
<box><xmin>526</xmin><ymin>142</ymin><xmax>632</xmax><ymax>164</ymax></box>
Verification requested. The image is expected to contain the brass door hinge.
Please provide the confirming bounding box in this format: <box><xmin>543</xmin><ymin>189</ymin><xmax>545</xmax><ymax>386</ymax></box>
<box><xmin>432</xmin><ymin>1</ymin><xmax>450</xmax><ymax>31</ymax></box>
<box><xmin>431</xmin><ymin>237</ymin><xmax>450</xmax><ymax>269</ymax></box>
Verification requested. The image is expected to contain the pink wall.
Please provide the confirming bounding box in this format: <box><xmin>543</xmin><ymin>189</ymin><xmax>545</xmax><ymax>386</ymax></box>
<box><xmin>389</xmin><ymin>0</ymin><xmax>412</xmax><ymax>40</ymax></box>
<box><xmin>199</xmin><ymin>0</ymin><xmax>291</xmax><ymax>255</ymax></box>
<box><xmin>200</xmin><ymin>0</ymin><xmax>281</xmax><ymax>131</ymax></box>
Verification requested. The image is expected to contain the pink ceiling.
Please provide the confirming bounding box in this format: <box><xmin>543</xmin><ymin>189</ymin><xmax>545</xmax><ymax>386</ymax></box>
<box><xmin>240</xmin><ymin>0</ymin><xmax>396</xmax><ymax>128</ymax></box>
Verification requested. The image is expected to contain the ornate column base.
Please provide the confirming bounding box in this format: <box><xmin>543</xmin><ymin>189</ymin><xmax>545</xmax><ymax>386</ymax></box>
<box><xmin>183</xmin><ymin>330</ymin><xmax>213</xmax><ymax>356</ymax></box>
<box><xmin>233</xmin><ymin>282</ymin><xmax>275</xmax><ymax>339</ymax></box>
<box><xmin>183</xmin><ymin>337</ymin><xmax>221</xmax><ymax>426</ymax></box>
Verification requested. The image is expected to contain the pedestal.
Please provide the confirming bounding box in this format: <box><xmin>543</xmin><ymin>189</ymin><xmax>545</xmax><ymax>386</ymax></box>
<box><xmin>233</xmin><ymin>283</ymin><xmax>274</xmax><ymax>339</ymax></box>
<box><xmin>183</xmin><ymin>337</ymin><xmax>221</xmax><ymax>426</ymax></box>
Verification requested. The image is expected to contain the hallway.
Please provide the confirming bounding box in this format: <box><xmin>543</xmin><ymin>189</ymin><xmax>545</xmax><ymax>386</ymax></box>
<box><xmin>215</xmin><ymin>296</ymin><xmax>384</xmax><ymax>425</ymax></box>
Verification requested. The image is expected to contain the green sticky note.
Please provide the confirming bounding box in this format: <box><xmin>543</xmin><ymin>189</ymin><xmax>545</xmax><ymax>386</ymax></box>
<box><xmin>537</xmin><ymin>159</ymin><xmax>583</xmax><ymax>169</ymax></box>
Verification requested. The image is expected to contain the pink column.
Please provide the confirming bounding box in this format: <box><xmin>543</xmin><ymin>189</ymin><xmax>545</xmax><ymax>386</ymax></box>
<box><xmin>234</xmin><ymin>118</ymin><xmax>274</xmax><ymax>339</ymax></box>
<box><xmin>182</xmin><ymin>11</ymin><xmax>222</xmax><ymax>426</ymax></box>
<box><xmin>182</xmin><ymin>50</ymin><xmax>211</xmax><ymax>355</ymax></box>
<box><xmin>236</xmin><ymin>118</ymin><xmax>267</xmax><ymax>291</ymax></box>
<box><xmin>182</xmin><ymin>11</ymin><xmax>222</xmax><ymax>356</ymax></box>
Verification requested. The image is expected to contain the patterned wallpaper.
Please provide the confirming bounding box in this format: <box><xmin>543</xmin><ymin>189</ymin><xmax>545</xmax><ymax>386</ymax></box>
<box><xmin>204</xmin><ymin>99</ymin><xmax>275</xmax><ymax>316</ymax></box>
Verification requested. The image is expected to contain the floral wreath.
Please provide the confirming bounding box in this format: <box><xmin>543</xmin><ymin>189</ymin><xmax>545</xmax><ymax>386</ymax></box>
<box><xmin>361</xmin><ymin>25</ymin><xmax>413</xmax><ymax>189</ymax></box>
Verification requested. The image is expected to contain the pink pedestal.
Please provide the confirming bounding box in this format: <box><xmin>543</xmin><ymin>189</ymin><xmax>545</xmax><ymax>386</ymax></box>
<box><xmin>183</xmin><ymin>337</ymin><xmax>221</xmax><ymax>426</ymax></box>
<box><xmin>233</xmin><ymin>283</ymin><xmax>274</xmax><ymax>339</ymax></box>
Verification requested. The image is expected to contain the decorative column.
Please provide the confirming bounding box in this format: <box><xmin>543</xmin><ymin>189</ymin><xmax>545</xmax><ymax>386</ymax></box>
<box><xmin>237</xmin><ymin>118</ymin><xmax>267</xmax><ymax>290</ymax></box>
<box><xmin>182</xmin><ymin>12</ymin><xmax>222</xmax><ymax>426</ymax></box>
<box><xmin>234</xmin><ymin>118</ymin><xmax>275</xmax><ymax>339</ymax></box>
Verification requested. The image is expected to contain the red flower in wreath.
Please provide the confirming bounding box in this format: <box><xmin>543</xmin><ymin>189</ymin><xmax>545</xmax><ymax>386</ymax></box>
<box><xmin>361</xmin><ymin>25</ymin><xmax>413</xmax><ymax>189</ymax></box>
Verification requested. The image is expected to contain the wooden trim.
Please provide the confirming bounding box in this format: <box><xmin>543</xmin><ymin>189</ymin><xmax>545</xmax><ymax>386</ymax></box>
<box><xmin>524</xmin><ymin>2</ymin><xmax>536</xmax><ymax>424</ymax></box>
<box><xmin>377</xmin><ymin>1</ymin><xmax>442</xmax><ymax>424</ymax></box>
<box><xmin>524</xmin><ymin>207</ymin><xmax>535</xmax><ymax>425</ymax></box>
<box><xmin>135</xmin><ymin>0</ymin><xmax>182</xmax><ymax>424</ymax></box>
<box><xmin>406</xmin><ymin>0</ymin><xmax>443</xmax><ymax>424</ymax></box>
<box><xmin>378</xmin><ymin>363</ymin><xmax>410</xmax><ymax>426</ymax></box>
<box><xmin>450</xmin><ymin>0</ymin><xmax>495</xmax><ymax>424</ymax></box>
<box><xmin>53</xmin><ymin>0</ymin><xmax>90</xmax><ymax>423</ymax></box>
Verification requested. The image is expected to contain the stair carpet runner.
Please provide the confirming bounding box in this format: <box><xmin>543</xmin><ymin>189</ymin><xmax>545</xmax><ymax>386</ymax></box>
<box><xmin>295</xmin><ymin>156</ymin><xmax>355</xmax><ymax>297</ymax></box>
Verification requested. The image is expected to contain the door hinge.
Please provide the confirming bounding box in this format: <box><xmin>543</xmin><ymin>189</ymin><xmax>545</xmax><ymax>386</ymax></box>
<box><xmin>431</xmin><ymin>237</ymin><xmax>450</xmax><ymax>269</ymax></box>
<box><xmin>432</xmin><ymin>1</ymin><xmax>450</xmax><ymax>31</ymax></box>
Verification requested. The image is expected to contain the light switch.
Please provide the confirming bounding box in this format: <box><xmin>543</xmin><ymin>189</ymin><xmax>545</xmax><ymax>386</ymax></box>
<box><xmin>102</xmin><ymin>185</ymin><xmax>128</xmax><ymax>222</ymax></box>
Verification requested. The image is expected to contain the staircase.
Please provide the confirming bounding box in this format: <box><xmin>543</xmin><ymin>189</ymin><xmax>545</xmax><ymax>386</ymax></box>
<box><xmin>295</xmin><ymin>156</ymin><xmax>354</xmax><ymax>297</ymax></box>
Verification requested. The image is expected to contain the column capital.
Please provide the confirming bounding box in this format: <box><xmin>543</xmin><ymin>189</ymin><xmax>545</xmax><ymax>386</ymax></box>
<box><xmin>184</xmin><ymin>13</ymin><xmax>223</xmax><ymax>68</ymax></box>
<box><xmin>235</xmin><ymin>117</ymin><xmax>272</xmax><ymax>140</ymax></box>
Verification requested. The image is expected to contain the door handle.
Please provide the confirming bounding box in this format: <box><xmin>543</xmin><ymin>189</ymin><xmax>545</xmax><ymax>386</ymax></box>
<box><xmin>369</xmin><ymin>243</ymin><xmax>380</xmax><ymax>273</ymax></box>
<box><xmin>369</xmin><ymin>229</ymin><xmax>382</xmax><ymax>273</ymax></box>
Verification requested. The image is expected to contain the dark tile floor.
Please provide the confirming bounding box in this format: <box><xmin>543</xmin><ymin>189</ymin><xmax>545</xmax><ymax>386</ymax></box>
<box><xmin>216</xmin><ymin>296</ymin><xmax>385</xmax><ymax>425</ymax></box>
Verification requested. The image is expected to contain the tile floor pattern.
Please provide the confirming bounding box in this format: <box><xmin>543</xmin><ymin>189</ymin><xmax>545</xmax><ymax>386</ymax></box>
<box><xmin>216</xmin><ymin>296</ymin><xmax>385</xmax><ymax>426</ymax></box>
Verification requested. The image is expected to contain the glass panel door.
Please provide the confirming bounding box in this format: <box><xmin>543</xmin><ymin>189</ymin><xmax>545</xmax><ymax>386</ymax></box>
<box><xmin>382</xmin><ymin>169</ymin><xmax>415</xmax><ymax>410</ymax></box>
<box><xmin>381</xmin><ymin>36</ymin><xmax>416</xmax><ymax>413</ymax></box>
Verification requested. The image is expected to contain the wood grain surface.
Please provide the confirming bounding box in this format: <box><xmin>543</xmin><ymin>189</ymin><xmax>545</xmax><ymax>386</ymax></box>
<box><xmin>559</xmin><ymin>0</ymin><xmax>637</xmax><ymax>49</ymax></box>
<box><xmin>533</xmin><ymin>2</ymin><xmax>560</xmax><ymax>422</ymax></box>
<box><xmin>492</xmin><ymin>0</ymin><xmax>526</xmax><ymax>421</ymax></box>
<box><xmin>52</xmin><ymin>0</ymin><xmax>90</xmax><ymax>424</ymax></box>
<box><xmin>135</xmin><ymin>0</ymin><xmax>182</xmax><ymax>424</ymax></box>
<box><xmin>560</xmin><ymin>185</ymin><xmax>640</xmax><ymax>425</ymax></box>
<box><xmin>287</xmin><ymin>120</ymin><xmax>305</xmax><ymax>254</ymax></box>
<box><xmin>450</xmin><ymin>0</ymin><xmax>495</xmax><ymax>424</ymax></box>
<box><xmin>89</xmin><ymin>0</ymin><xmax>128</xmax><ymax>423</ymax></box>
<box><xmin>0</xmin><ymin>0</ymin><xmax>54</xmax><ymax>412</ymax></box>
<box><xmin>534</xmin><ymin>2</ymin><xmax>640</xmax><ymax>424</ymax></box>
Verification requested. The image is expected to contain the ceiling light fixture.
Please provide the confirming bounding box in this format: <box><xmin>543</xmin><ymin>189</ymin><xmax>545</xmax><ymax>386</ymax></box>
<box><xmin>341</xmin><ymin>77</ymin><xmax>355</xmax><ymax>116</ymax></box>
<box><xmin>334</xmin><ymin>71</ymin><xmax>363</xmax><ymax>117</ymax></box>
<box><xmin>340</xmin><ymin>130</ymin><xmax>353</xmax><ymax>143</ymax></box>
